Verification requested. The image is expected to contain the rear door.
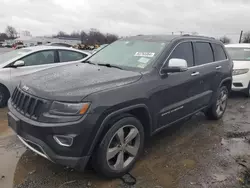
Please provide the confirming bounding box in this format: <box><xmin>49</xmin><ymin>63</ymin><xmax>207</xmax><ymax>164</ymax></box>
<box><xmin>191</xmin><ymin>41</ymin><xmax>217</xmax><ymax>110</ymax></box>
<box><xmin>57</xmin><ymin>50</ymin><xmax>88</xmax><ymax>64</ymax></box>
<box><xmin>211</xmin><ymin>43</ymin><xmax>229</xmax><ymax>89</ymax></box>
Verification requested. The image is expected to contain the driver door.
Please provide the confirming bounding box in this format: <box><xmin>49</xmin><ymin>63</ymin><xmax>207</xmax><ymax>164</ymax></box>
<box><xmin>155</xmin><ymin>42</ymin><xmax>202</xmax><ymax>128</ymax></box>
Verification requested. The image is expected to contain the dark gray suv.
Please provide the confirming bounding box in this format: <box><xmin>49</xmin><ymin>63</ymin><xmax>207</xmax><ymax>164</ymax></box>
<box><xmin>8</xmin><ymin>35</ymin><xmax>233</xmax><ymax>178</ymax></box>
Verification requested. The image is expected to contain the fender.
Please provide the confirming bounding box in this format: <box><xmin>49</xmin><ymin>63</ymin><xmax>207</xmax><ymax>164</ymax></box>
<box><xmin>87</xmin><ymin>103</ymin><xmax>152</xmax><ymax>156</ymax></box>
<box><xmin>219</xmin><ymin>77</ymin><xmax>232</xmax><ymax>89</ymax></box>
<box><xmin>209</xmin><ymin>77</ymin><xmax>232</xmax><ymax>104</ymax></box>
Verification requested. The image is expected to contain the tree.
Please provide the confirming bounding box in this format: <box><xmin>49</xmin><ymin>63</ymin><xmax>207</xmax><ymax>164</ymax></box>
<box><xmin>219</xmin><ymin>36</ymin><xmax>231</xmax><ymax>44</ymax></box>
<box><xmin>57</xmin><ymin>31</ymin><xmax>68</xmax><ymax>37</ymax></box>
<box><xmin>242</xmin><ymin>32</ymin><xmax>250</xmax><ymax>43</ymax></box>
<box><xmin>5</xmin><ymin>25</ymin><xmax>17</xmax><ymax>39</ymax></box>
<box><xmin>191</xmin><ymin>32</ymin><xmax>198</xmax><ymax>35</ymax></box>
<box><xmin>0</xmin><ymin>33</ymin><xmax>8</xmax><ymax>41</ymax></box>
<box><xmin>52</xmin><ymin>28</ymin><xmax>118</xmax><ymax>45</ymax></box>
<box><xmin>80</xmin><ymin>30</ymin><xmax>87</xmax><ymax>44</ymax></box>
<box><xmin>22</xmin><ymin>30</ymin><xmax>32</xmax><ymax>37</ymax></box>
<box><xmin>70</xmin><ymin>31</ymin><xmax>80</xmax><ymax>38</ymax></box>
<box><xmin>105</xmin><ymin>33</ymin><xmax>118</xmax><ymax>44</ymax></box>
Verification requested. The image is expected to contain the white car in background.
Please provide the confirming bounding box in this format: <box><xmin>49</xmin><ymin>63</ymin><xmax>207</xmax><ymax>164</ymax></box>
<box><xmin>226</xmin><ymin>43</ymin><xmax>250</xmax><ymax>97</ymax></box>
<box><xmin>0</xmin><ymin>46</ymin><xmax>90</xmax><ymax>107</ymax></box>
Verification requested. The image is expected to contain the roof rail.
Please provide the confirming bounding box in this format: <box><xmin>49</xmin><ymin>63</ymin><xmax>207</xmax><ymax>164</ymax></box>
<box><xmin>182</xmin><ymin>34</ymin><xmax>215</xmax><ymax>39</ymax></box>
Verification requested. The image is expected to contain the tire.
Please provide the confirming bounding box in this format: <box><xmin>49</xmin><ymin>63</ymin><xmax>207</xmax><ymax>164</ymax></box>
<box><xmin>0</xmin><ymin>85</ymin><xmax>10</xmax><ymax>108</ymax></box>
<box><xmin>244</xmin><ymin>83</ymin><xmax>250</xmax><ymax>97</ymax></box>
<box><xmin>92</xmin><ymin>115</ymin><xmax>144</xmax><ymax>178</ymax></box>
<box><xmin>205</xmin><ymin>86</ymin><xmax>228</xmax><ymax>120</ymax></box>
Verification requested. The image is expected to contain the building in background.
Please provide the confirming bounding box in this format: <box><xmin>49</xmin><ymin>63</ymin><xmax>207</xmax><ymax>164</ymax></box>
<box><xmin>13</xmin><ymin>35</ymin><xmax>81</xmax><ymax>47</ymax></box>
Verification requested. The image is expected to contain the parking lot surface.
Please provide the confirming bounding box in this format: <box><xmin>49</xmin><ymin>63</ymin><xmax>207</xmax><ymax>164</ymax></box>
<box><xmin>1</xmin><ymin>94</ymin><xmax>250</xmax><ymax>188</ymax></box>
<box><xmin>0</xmin><ymin>48</ymin><xmax>12</xmax><ymax>54</ymax></box>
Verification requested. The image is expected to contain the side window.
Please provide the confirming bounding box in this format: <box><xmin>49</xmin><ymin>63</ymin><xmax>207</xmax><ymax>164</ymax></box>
<box><xmin>212</xmin><ymin>43</ymin><xmax>227</xmax><ymax>61</ymax></box>
<box><xmin>21</xmin><ymin>51</ymin><xmax>55</xmax><ymax>66</ymax></box>
<box><xmin>169</xmin><ymin>42</ymin><xmax>194</xmax><ymax>67</ymax></box>
<box><xmin>59</xmin><ymin>50</ymin><xmax>87</xmax><ymax>62</ymax></box>
<box><xmin>194</xmin><ymin>42</ymin><xmax>213</xmax><ymax>65</ymax></box>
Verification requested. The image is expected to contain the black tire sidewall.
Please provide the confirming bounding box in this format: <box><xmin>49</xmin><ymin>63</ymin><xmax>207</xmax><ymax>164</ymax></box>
<box><xmin>93</xmin><ymin>116</ymin><xmax>144</xmax><ymax>178</ymax></box>
<box><xmin>0</xmin><ymin>87</ymin><xmax>8</xmax><ymax>107</ymax></box>
<box><xmin>245</xmin><ymin>82</ymin><xmax>250</xmax><ymax>97</ymax></box>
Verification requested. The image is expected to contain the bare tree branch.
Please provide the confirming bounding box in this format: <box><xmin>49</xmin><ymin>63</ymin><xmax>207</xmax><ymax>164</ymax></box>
<box><xmin>5</xmin><ymin>25</ymin><xmax>17</xmax><ymax>39</ymax></box>
<box><xmin>243</xmin><ymin>32</ymin><xmax>250</xmax><ymax>43</ymax></box>
<box><xmin>219</xmin><ymin>36</ymin><xmax>231</xmax><ymax>44</ymax></box>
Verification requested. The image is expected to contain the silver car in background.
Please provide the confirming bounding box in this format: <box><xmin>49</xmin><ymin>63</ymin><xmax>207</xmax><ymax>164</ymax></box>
<box><xmin>0</xmin><ymin>46</ymin><xmax>90</xmax><ymax>107</ymax></box>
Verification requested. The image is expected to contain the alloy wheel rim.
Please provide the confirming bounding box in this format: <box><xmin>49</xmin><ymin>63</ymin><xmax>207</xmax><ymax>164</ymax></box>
<box><xmin>106</xmin><ymin>125</ymin><xmax>140</xmax><ymax>171</ymax></box>
<box><xmin>216</xmin><ymin>90</ymin><xmax>227</xmax><ymax>116</ymax></box>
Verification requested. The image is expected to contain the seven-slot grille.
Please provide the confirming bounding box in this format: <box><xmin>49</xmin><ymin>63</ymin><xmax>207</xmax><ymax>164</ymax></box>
<box><xmin>11</xmin><ymin>87</ymin><xmax>44</xmax><ymax>119</ymax></box>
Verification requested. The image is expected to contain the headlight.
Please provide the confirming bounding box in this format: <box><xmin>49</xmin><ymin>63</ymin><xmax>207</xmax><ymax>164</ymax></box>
<box><xmin>49</xmin><ymin>101</ymin><xmax>90</xmax><ymax>116</ymax></box>
<box><xmin>233</xmin><ymin>69</ymin><xmax>249</xmax><ymax>76</ymax></box>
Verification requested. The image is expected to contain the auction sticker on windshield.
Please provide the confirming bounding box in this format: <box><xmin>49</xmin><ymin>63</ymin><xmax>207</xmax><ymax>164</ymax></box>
<box><xmin>138</xmin><ymin>57</ymin><xmax>150</xmax><ymax>64</ymax></box>
<box><xmin>137</xmin><ymin>57</ymin><xmax>150</xmax><ymax>68</ymax></box>
<box><xmin>134</xmin><ymin>52</ymin><xmax>155</xmax><ymax>57</ymax></box>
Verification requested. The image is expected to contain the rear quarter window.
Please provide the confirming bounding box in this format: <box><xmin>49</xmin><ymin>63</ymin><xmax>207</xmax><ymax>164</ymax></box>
<box><xmin>212</xmin><ymin>43</ymin><xmax>227</xmax><ymax>61</ymax></box>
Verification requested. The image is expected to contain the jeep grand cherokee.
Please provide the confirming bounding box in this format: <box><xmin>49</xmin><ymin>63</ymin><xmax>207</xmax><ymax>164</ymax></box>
<box><xmin>8</xmin><ymin>35</ymin><xmax>233</xmax><ymax>178</ymax></box>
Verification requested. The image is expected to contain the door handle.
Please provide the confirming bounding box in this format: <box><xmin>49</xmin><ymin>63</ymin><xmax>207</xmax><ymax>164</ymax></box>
<box><xmin>191</xmin><ymin>72</ymin><xmax>200</xmax><ymax>76</ymax></box>
<box><xmin>216</xmin><ymin>66</ymin><xmax>222</xmax><ymax>70</ymax></box>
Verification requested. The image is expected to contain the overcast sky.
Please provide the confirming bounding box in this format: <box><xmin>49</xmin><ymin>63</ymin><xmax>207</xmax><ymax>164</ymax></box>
<box><xmin>0</xmin><ymin>0</ymin><xmax>249</xmax><ymax>41</ymax></box>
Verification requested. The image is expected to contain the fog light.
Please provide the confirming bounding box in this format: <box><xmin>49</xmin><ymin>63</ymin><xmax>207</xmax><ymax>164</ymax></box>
<box><xmin>53</xmin><ymin>135</ymin><xmax>74</xmax><ymax>147</ymax></box>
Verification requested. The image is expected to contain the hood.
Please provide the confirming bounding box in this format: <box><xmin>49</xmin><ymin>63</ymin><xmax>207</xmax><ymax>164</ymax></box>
<box><xmin>233</xmin><ymin>60</ymin><xmax>250</xmax><ymax>69</ymax></box>
<box><xmin>20</xmin><ymin>63</ymin><xmax>142</xmax><ymax>101</ymax></box>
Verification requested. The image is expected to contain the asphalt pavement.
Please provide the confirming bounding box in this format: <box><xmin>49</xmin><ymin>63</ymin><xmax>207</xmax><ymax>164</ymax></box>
<box><xmin>0</xmin><ymin>48</ymin><xmax>12</xmax><ymax>54</ymax></box>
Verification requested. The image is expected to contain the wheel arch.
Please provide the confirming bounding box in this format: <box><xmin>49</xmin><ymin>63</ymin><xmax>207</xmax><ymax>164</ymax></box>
<box><xmin>87</xmin><ymin>104</ymin><xmax>152</xmax><ymax>156</ymax></box>
<box><xmin>219</xmin><ymin>77</ymin><xmax>232</xmax><ymax>92</ymax></box>
<box><xmin>0</xmin><ymin>83</ymin><xmax>11</xmax><ymax>107</ymax></box>
<box><xmin>0</xmin><ymin>83</ymin><xmax>11</xmax><ymax>97</ymax></box>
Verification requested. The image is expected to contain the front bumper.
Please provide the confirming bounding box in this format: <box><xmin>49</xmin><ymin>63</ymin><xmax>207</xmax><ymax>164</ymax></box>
<box><xmin>15</xmin><ymin>132</ymin><xmax>90</xmax><ymax>170</ymax></box>
<box><xmin>232</xmin><ymin>73</ymin><xmax>250</xmax><ymax>91</ymax></box>
<box><xmin>7</xmin><ymin>100</ymin><xmax>98</xmax><ymax>171</ymax></box>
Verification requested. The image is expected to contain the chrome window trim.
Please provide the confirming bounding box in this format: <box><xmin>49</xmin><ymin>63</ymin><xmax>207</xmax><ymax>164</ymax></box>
<box><xmin>159</xmin><ymin>40</ymin><xmax>229</xmax><ymax>75</ymax></box>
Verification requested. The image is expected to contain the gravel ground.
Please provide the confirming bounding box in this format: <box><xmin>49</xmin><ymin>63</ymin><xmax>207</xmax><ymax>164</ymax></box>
<box><xmin>1</xmin><ymin>93</ymin><xmax>250</xmax><ymax>188</ymax></box>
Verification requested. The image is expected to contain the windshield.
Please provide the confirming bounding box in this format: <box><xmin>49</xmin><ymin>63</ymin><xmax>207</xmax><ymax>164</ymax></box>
<box><xmin>0</xmin><ymin>49</ymin><xmax>31</xmax><ymax>64</ymax></box>
<box><xmin>88</xmin><ymin>40</ymin><xmax>167</xmax><ymax>69</ymax></box>
<box><xmin>226</xmin><ymin>47</ymin><xmax>250</xmax><ymax>61</ymax></box>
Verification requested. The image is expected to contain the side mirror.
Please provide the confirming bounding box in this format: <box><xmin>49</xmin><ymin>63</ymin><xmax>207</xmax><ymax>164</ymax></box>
<box><xmin>13</xmin><ymin>60</ymin><xmax>25</xmax><ymax>67</ymax></box>
<box><xmin>161</xmin><ymin>58</ymin><xmax>188</xmax><ymax>74</ymax></box>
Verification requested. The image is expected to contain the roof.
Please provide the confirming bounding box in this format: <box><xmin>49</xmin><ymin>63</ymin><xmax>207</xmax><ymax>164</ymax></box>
<box><xmin>225</xmin><ymin>43</ymin><xmax>250</xmax><ymax>48</ymax></box>
<box><xmin>23</xmin><ymin>45</ymin><xmax>91</xmax><ymax>55</ymax></box>
<box><xmin>121</xmin><ymin>34</ymin><xmax>216</xmax><ymax>42</ymax></box>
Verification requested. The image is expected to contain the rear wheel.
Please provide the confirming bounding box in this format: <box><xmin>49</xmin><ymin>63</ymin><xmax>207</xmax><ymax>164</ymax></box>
<box><xmin>92</xmin><ymin>115</ymin><xmax>144</xmax><ymax>178</ymax></box>
<box><xmin>0</xmin><ymin>85</ymin><xmax>9</xmax><ymax>108</ymax></box>
<box><xmin>205</xmin><ymin>86</ymin><xmax>228</xmax><ymax>120</ymax></box>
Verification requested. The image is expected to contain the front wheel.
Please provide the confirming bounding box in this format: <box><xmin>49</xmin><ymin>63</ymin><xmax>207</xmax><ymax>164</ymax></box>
<box><xmin>92</xmin><ymin>115</ymin><xmax>144</xmax><ymax>178</ymax></box>
<box><xmin>244</xmin><ymin>82</ymin><xmax>250</xmax><ymax>97</ymax></box>
<box><xmin>205</xmin><ymin>86</ymin><xmax>228</xmax><ymax>120</ymax></box>
<box><xmin>0</xmin><ymin>86</ymin><xmax>9</xmax><ymax>108</ymax></box>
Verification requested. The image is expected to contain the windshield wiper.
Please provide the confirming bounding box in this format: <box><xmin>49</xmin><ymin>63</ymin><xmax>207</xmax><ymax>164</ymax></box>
<box><xmin>83</xmin><ymin>60</ymin><xmax>96</xmax><ymax>65</ymax></box>
<box><xmin>97</xmin><ymin>63</ymin><xmax>123</xmax><ymax>70</ymax></box>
